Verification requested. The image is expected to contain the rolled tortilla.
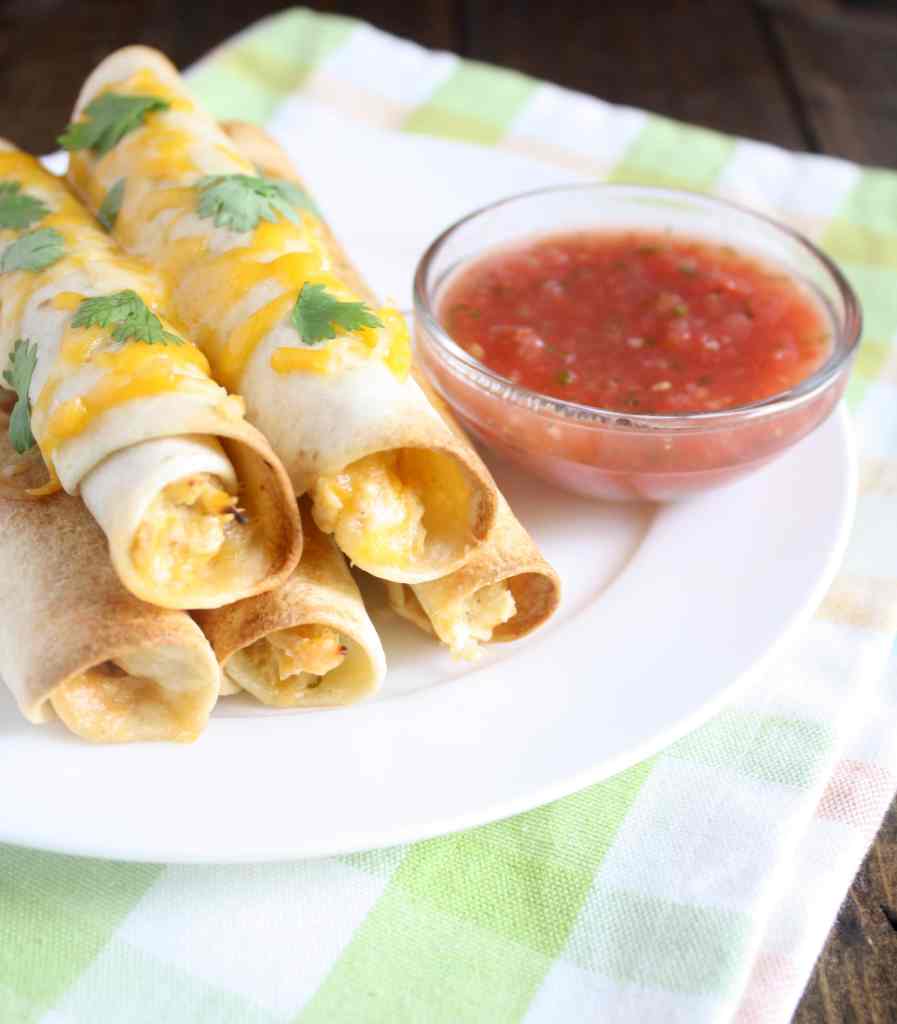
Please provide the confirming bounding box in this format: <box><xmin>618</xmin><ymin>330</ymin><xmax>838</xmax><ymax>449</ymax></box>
<box><xmin>195</xmin><ymin>502</ymin><xmax>386</xmax><ymax>708</ymax></box>
<box><xmin>65</xmin><ymin>46</ymin><xmax>496</xmax><ymax>584</ymax></box>
<box><xmin>0</xmin><ymin>409</ymin><xmax>220</xmax><ymax>741</ymax></box>
<box><xmin>385</xmin><ymin>495</ymin><xmax>560</xmax><ymax>660</ymax></box>
<box><xmin>224</xmin><ymin>121</ymin><xmax>561</xmax><ymax>660</ymax></box>
<box><xmin>0</xmin><ymin>141</ymin><xmax>301</xmax><ymax>608</ymax></box>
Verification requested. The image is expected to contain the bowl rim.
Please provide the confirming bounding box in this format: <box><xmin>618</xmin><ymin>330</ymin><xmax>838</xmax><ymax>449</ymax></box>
<box><xmin>412</xmin><ymin>182</ymin><xmax>863</xmax><ymax>432</ymax></box>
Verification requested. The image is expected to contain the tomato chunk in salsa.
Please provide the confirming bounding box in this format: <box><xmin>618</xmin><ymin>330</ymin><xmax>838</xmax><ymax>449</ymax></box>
<box><xmin>440</xmin><ymin>230</ymin><xmax>831</xmax><ymax>414</ymax></box>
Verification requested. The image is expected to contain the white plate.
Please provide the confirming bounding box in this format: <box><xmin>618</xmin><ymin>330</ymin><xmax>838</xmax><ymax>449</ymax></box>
<box><xmin>4</xmin><ymin>115</ymin><xmax>856</xmax><ymax>863</ymax></box>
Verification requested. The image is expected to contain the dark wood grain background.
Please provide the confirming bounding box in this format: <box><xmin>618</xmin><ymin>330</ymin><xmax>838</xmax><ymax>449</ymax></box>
<box><xmin>1</xmin><ymin>0</ymin><xmax>895</xmax><ymax>1018</ymax></box>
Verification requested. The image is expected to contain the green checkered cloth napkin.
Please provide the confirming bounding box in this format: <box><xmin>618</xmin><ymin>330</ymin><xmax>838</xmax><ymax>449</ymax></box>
<box><xmin>5</xmin><ymin>10</ymin><xmax>897</xmax><ymax>1022</ymax></box>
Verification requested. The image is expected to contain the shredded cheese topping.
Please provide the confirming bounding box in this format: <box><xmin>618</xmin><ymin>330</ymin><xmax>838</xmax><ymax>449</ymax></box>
<box><xmin>0</xmin><ymin>150</ymin><xmax>228</xmax><ymax>475</ymax></box>
<box><xmin>130</xmin><ymin>472</ymin><xmax>239</xmax><ymax>591</ymax></box>
<box><xmin>66</xmin><ymin>69</ymin><xmax>410</xmax><ymax>390</ymax></box>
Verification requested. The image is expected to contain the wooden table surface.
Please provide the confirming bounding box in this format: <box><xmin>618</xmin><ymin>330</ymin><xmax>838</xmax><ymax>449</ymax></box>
<box><xmin>2</xmin><ymin>0</ymin><xmax>895</xmax><ymax>1017</ymax></box>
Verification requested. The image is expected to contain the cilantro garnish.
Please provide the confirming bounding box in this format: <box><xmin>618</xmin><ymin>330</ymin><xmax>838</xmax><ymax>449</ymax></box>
<box><xmin>196</xmin><ymin>174</ymin><xmax>312</xmax><ymax>233</ymax></box>
<box><xmin>3</xmin><ymin>339</ymin><xmax>37</xmax><ymax>453</ymax></box>
<box><xmin>0</xmin><ymin>182</ymin><xmax>49</xmax><ymax>230</ymax></box>
<box><xmin>97</xmin><ymin>178</ymin><xmax>125</xmax><ymax>231</ymax></box>
<box><xmin>72</xmin><ymin>290</ymin><xmax>183</xmax><ymax>346</ymax></box>
<box><xmin>290</xmin><ymin>283</ymin><xmax>383</xmax><ymax>346</ymax></box>
<box><xmin>277</xmin><ymin>179</ymin><xmax>319</xmax><ymax>218</ymax></box>
<box><xmin>1</xmin><ymin>227</ymin><xmax>65</xmax><ymax>273</ymax></box>
<box><xmin>59</xmin><ymin>93</ymin><xmax>170</xmax><ymax>156</ymax></box>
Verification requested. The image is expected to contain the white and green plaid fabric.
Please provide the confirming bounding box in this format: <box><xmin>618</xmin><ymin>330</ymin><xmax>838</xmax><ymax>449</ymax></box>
<box><xmin>5</xmin><ymin>10</ymin><xmax>897</xmax><ymax>1022</ymax></box>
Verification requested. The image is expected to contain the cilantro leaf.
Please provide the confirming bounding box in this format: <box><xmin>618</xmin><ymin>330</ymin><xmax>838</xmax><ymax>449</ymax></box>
<box><xmin>1</xmin><ymin>227</ymin><xmax>65</xmax><ymax>273</ymax></box>
<box><xmin>3</xmin><ymin>339</ymin><xmax>37</xmax><ymax>453</ymax></box>
<box><xmin>97</xmin><ymin>178</ymin><xmax>125</xmax><ymax>231</ymax></box>
<box><xmin>59</xmin><ymin>93</ymin><xmax>170</xmax><ymax>157</ymax></box>
<box><xmin>196</xmin><ymin>174</ymin><xmax>311</xmax><ymax>232</ymax></box>
<box><xmin>72</xmin><ymin>290</ymin><xmax>183</xmax><ymax>346</ymax></box>
<box><xmin>277</xmin><ymin>180</ymin><xmax>319</xmax><ymax>216</ymax></box>
<box><xmin>290</xmin><ymin>283</ymin><xmax>383</xmax><ymax>346</ymax></box>
<box><xmin>0</xmin><ymin>182</ymin><xmax>49</xmax><ymax>230</ymax></box>
<box><xmin>272</xmin><ymin>179</ymin><xmax>319</xmax><ymax>217</ymax></box>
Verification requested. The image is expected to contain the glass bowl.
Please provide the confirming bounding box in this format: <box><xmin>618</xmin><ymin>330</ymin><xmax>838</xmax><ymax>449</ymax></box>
<box><xmin>413</xmin><ymin>184</ymin><xmax>862</xmax><ymax>502</ymax></box>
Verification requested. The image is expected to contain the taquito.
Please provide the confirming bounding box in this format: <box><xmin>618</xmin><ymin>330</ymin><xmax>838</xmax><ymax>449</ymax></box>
<box><xmin>195</xmin><ymin>502</ymin><xmax>386</xmax><ymax>708</ymax></box>
<box><xmin>0</xmin><ymin>141</ymin><xmax>300</xmax><ymax>609</ymax></box>
<box><xmin>225</xmin><ymin>121</ymin><xmax>561</xmax><ymax>660</ymax></box>
<box><xmin>385</xmin><ymin>496</ymin><xmax>560</xmax><ymax>659</ymax></box>
<box><xmin>0</xmin><ymin>410</ymin><xmax>219</xmax><ymax>741</ymax></box>
<box><xmin>64</xmin><ymin>46</ymin><xmax>496</xmax><ymax>585</ymax></box>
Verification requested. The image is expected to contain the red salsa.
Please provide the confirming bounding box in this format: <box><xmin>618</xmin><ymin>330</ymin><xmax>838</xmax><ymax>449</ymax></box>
<box><xmin>440</xmin><ymin>231</ymin><xmax>831</xmax><ymax>414</ymax></box>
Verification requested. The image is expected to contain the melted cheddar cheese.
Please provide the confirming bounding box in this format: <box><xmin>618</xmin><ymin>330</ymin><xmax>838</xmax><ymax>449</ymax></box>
<box><xmin>35</xmin><ymin>317</ymin><xmax>219</xmax><ymax>464</ymax></box>
<box><xmin>66</xmin><ymin>69</ymin><xmax>410</xmax><ymax>391</ymax></box>
<box><xmin>0</xmin><ymin>150</ymin><xmax>225</xmax><ymax>475</ymax></box>
<box><xmin>311</xmin><ymin>447</ymin><xmax>477</xmax><ymax>572</ymax></box>
<box><xmin>271</xmin><ymin>304</ymin><xmax>411</xmax><ymax>382</ymax></box>
<box><xmin>311</xmin><ymin>452</ymin><xmax>427</xmax><ymax>571</ymax></box>
<box><xmin>130</xmin><ymin>473</ymin><xmax>240</xmax><ymax>593</ymax></box>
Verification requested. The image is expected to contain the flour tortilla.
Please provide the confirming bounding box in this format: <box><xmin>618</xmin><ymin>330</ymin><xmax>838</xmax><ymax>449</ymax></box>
<box><xmin>195</xmin><ymin>501</ymin><xmax>386</xmax><ymax>708</ymax></box>
<box><xmin>224</xmin><ymin>121</ymin><xmax>560</xmax><ymax>653</ymax></box>
<box><xmin>0</xmin><ymin>411</ymin><xmax>220</xmax><ymax>742</ymax></box>
<box><xmin>67</xmin><ymin>47</ymin><xmax>497</xmax><ymax>585</ymax></box>
<box><xmin>0</xmin><ymin>140</ymin><xmax>301</xmax><ymax>609</ymax></box>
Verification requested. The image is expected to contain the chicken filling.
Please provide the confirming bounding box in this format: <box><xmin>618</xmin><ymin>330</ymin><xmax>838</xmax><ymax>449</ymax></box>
<box><xmin>440</xmin><ymin>582</ymin><xmax>517</xmax><ymax>661</ymax></box>
<box><xmin>227</xmin><ymin>624</ymin><xmax>347</xmax><ymax>707</ymax></box>
<box><xmin>311</xmin><ymin>448</ymin><xmax>474</xmax><ymax>574</ymax></box>
<box><xmin>131</xmin><ymin>473</ymin><xmax>242</xmax><ymax>590</ymax></box>
<box><xmin>311</xmin><ymin>452</ymin><xmax>426</xmax><ymax>571</ymax></box>
<box><xmin>266</xmin><ymin>624</ymin><xmax>347</xmax><ymax>680</ymax></box>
